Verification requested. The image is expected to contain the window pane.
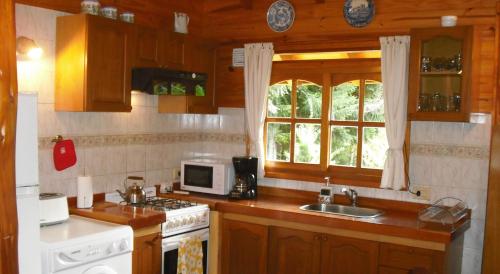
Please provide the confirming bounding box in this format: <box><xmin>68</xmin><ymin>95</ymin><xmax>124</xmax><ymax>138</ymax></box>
<box><xmin>364</xmin><ymin>80</ymin><xmax>384</xmax><ymax>122</ymax></box>
<box><xmin>330</xmin><ymin>126</ymin><xmax>358</xmax><ymax>167</ymax></box>
<box><xmin>331</xmin><ymin>80</ymin><xmax>360</xmax><ymax>121</ymax></box>
<box><xmin>266</xmin><ymin>123</ymin><xmax>291</xmax><ymax>161</ymax></box>
<box><xmin>268</xmin><ymin>80</ymin><xmax>292</xmax><ymax>118</ymax></box>
<box><xmin>296</xmin><ymin>80</ymin><xmax>322</xmax><ymax>119</ymax></box>
<box><xmin>362</xmin><ymin>127</ymin><xmax>388</xmax><ymax>169</ymax></box>
<box><xmin>294</xmin><ymin>123</ymin><xmax>321</xmax><ymax>164</ymax></box>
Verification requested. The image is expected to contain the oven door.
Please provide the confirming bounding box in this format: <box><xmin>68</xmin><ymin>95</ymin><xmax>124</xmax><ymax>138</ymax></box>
<box><xmin>162</xmin><ymin>228</ymin><xmax>209</xmax><ymax>274</ymax></box>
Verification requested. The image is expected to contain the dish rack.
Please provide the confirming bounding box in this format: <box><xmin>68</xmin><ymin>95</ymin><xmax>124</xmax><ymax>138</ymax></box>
<box><xmin>418</xmin><ymin>197</ymin><xmax>468</xmax><ymax>231</ymax></box>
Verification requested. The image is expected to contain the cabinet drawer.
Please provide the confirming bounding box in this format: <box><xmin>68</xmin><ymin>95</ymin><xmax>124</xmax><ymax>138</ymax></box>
<box><xmin>379</xmin><ymin>266</ymin><xmax>409</xmax><ymax>274</ymax></box>
<box><xmin>379</xmin><ymin>243</ymin><xmax>443</xmax><ymax>273</ymax></box>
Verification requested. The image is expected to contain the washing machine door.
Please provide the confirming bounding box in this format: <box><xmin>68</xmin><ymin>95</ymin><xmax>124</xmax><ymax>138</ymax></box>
<box><xmin>82</xmin><ymin>265</ymin><xmax>118</xmax><ymax>274</ymax></box>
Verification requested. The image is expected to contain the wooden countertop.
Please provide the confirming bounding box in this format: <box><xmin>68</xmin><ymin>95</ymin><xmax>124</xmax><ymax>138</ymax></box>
<box><xmin>157</xmin><ymin>187</ymin><xmax>470</xmax><ymax>244</ymax></box>
<box><xmin>69</xmin><ymin>197</ymin><xmax>166</xmax><ymax>230</ymax></box>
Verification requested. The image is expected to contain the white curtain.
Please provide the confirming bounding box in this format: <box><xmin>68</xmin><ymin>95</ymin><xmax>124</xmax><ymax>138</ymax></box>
<box><xmin>244</xmin><ymin>43</ymin><xmax>274</xmax><ymax>178</ymax></box>
<box><xmin>379</xmin><ymin>36</ymin><xmax>410</xmax><ymax>190</ymax></box>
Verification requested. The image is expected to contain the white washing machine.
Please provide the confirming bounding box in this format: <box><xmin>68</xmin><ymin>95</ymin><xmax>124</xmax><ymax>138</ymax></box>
<box><xmin>40</xmin><ymin>215</ymin><xmax>133</xmax><ymax>274</ymax></box>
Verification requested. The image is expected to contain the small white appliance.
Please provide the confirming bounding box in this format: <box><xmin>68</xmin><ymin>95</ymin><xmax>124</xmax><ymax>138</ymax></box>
<box><xmin>15</xmin><ymin>93</ymin><xmax>41</xmax><ymax>274</ymax></box>
<box><xmin>181</xmin><ymin>158</ymin><xmax>235</xmax><ymax>195</ymax></box>
<box><xmin>40</xmin><ymin>193</ymin><xmax>70</xmax><ymax>226</ymax></box>
<box><xmin>77</xmin><ymin>176</ymin><xmax>93</xmax><ymax>208</ymax></box>
<box><xmin>40</xmin><ymin>215</ymin><xmax>133</xmax><ymax>274</ymax></box>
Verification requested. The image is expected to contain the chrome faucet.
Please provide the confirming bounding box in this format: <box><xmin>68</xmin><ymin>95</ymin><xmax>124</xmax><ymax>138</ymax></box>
<box><xmin>341</xmin><ymin>187</ymin><xmax>358</xmax><ymax>207</ymax></box>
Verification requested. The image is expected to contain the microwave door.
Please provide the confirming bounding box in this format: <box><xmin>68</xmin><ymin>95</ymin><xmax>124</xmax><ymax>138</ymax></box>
<box><xmin>184</xmin><ymin>165</ymin><xmax>213</xmax><ymax>189</ymax></box>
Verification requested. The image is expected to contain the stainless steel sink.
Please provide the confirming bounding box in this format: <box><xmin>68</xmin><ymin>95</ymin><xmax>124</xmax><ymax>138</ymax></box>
<box><xmin>299</xmin><ymin>203</ymin><xmax>383</xmax><ymax>218</ymax></box>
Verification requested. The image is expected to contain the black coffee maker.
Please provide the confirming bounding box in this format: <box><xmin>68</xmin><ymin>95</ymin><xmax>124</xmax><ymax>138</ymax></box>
<box><xmin>229</xmin><ymin>156</ymin><xmax>258</xmax><ymax>200</ymax></box>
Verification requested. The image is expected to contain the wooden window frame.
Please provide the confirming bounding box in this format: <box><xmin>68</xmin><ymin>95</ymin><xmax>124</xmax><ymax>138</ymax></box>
<box><xmin>264</xmin><ymin>59</ymin><xmax>393</xmax><ymax>188</ymax></box>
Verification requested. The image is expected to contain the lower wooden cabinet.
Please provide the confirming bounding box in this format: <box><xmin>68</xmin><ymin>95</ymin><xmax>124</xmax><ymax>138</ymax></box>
<box><xmin>268</xmin><ymin>227</ymin><xmax>321</xmax><ymax>274</ymax></box>
<box><xmin>218</xmin><ymin>217</ymin><xmax>461</xmax><ymax>274</ymax></box>
<box><xmin>221</xmin><ymin>219</ymin><xmax>268</xmax><ymax>274</ymax></box>
<box><xmin>379</xmin><ymin>243</ymin><xmax>444</xmax><ymax>274</ymax></box>
<box><xmin>321</xmin><ymin>234</ymin><xmax>378</xmax><ymax>274</ymax></box>
<box><xmin>133</xmin><ymin>232</ymin><xmax>162</xmax><ymax>274</ymax></box>
<box><xmin>268</xmin><ymin>227</ymin><xmax>378</xmax><ymax>274</ymax></box>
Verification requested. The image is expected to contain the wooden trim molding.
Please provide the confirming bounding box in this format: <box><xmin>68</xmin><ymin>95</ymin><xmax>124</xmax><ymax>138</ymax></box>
<box><xmin>483</xmin><ymin>130</ymin><xmax>500</xmax><ymax>272</ymax></box>
<box><xmin>0</xmin><ymin>0</ymin><xmax>19</xmax><ymax>273</ymax></box>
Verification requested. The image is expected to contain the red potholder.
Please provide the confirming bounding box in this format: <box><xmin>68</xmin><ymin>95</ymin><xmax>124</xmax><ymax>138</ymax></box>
<box><xmin>53</xmin><ymin>139</ymin><xmax>77</xmax><ymax>171</ymax></box>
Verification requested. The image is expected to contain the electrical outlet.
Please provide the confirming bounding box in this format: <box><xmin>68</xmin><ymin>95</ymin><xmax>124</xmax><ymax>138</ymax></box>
<box><xmin>172</xmin><ymin>167</ymin><xmax>181</xmax><ymax>180</ymax></box>
<box><xmin>412</xmin><ymin>185</ymin><xmax>431</xmax><ymax>201</ymax></box>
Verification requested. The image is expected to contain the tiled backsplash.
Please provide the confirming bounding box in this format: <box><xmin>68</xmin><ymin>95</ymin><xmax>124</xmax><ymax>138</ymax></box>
<box><xmin>17</xmin><ymin>4</ymin><xmax>489</xmax><ymax>274</ymax></box>
<box><xmin>16</xmin><ymin>4</ymin><xmax>246</xmax><ymax>195</ymax></box>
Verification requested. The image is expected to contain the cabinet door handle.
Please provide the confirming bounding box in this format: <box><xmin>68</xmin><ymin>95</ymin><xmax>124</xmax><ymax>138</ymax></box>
<box><xmin>313</xmin><ymin>235</ymin><xmax>321</xmax><ymax>241</ymax></box>
<box><xmin>147</xmin><ymin>233</ymin><xmax>161</xmax><ymax>244</ymax></box>
<box><xmin>321</xmin><ymin>235</ymin><xmax>327</xmax><ymax>241</ymax></box>
<box><xmin>0</xmin><ymin>125</ymin><xmax>5</xmax><ymax>144</ymax></box>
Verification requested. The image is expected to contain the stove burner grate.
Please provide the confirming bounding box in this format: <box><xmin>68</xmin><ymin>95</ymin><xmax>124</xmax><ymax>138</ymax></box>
<box><xmin>125</xmin><ymin>197</ymin><xmax>198</xmax><ymax>211</ymax></box>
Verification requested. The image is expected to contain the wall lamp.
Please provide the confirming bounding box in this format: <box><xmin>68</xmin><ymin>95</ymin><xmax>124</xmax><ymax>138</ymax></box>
<box><xmin>16</xmin><ymin>36</ymin><xmax>43</xmax><ymax>60</ymax></box>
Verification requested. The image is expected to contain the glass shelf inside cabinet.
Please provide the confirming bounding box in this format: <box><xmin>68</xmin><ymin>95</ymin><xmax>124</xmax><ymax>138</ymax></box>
<box><xmin>418</xmin><ymin>36</ymin><xmax>463</xmax><ymax>113</ymax></box>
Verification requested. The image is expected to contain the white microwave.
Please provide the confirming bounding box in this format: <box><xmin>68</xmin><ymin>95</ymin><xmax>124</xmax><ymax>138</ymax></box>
<box><xmin>180</xmin><ymin>159</ymin><xmax>235</xmax><ymax>195</ymax></box>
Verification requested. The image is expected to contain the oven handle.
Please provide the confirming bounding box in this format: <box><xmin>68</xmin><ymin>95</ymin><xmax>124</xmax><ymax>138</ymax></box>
<box><xmin>162</xmin><ymin>228</ymin><xmax>209</xmax><ymax>252</ymax></box>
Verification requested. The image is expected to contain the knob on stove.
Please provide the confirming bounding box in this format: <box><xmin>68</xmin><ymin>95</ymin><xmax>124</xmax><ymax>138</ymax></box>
<box><xmin>175</xmin><ymin>218</ymin><xmax>183</xmax><ymax>227</ymax></box>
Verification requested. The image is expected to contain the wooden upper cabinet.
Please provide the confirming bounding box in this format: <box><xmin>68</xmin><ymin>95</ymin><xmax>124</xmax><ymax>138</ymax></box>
<box><xmin>221</xmin><ymin>219</ymin><xmax>268</xmax><ymax>274</ymax></box>
<box><xmin>408</xmin><ymin>26</ymin><xmax>472</xmax><ymax>122</ymax></box>
<box><xmin>320</xmin><ymin>235</ymin><xmax>378</xmax><ymax>274</ymax></box>
<box><xmin>134</xmin><ymin>25</ymin><xmax>162</xmax><ymax>68</ymax></box>
<box><xmin>158</xmin><ymin>37</ymin><xmax>217</xmax><ymax>114</ymax></box>
<box><xmin>55</xmin><ymin>14</ymin><xmax>133</xmax><ymax>112</ymax></box>
<box><xmin>133</xmin><ymin>28</ymin><xmax>185</xmax><ymax>70</ymax></box>
<box><xmin>162</xmin><ymin>32</ymin><xmax>186</xmax><ymax>69</ymax></box>
<box><xmin>268</xmin><ymin>227</ymin><xmax>321</xmax><ymax>274</ymax></box>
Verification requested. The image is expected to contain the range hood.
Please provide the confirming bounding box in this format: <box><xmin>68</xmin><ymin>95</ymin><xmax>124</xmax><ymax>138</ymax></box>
<box><xmin>131</xmin><ymin>67</ymin><xmax>207</xmax><ymax>96</ymax></box>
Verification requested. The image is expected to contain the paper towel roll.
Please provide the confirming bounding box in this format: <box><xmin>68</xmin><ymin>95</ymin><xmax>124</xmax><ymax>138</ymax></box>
<box><xmin>77</xmin><ymin>176</ymin><xmax>93</xmax><ymax>208</ymax></box>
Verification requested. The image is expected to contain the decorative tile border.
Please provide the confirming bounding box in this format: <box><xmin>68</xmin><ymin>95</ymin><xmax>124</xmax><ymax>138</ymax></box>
<box><xmin>39</xmin><ymin>133</ymin><xmax>247</xmax><ymax>149</ymax></box>
<box><xmin>411</xmin><ymin>144</ymin><xmax>489</xmax><ymax>159</ymax></box>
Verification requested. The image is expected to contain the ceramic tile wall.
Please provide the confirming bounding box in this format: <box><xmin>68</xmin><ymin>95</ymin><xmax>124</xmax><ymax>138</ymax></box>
<box><xmin>15</xmin><ymin>4</ymin><xmax>245</xmax><ymax>196</ymax></box>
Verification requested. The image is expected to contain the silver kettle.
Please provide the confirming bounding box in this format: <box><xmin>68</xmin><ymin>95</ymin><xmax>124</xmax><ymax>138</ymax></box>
<box><xmin>116</xmin><ymin>176</ymin><xmax>146</xmax><ymax>204</ymax></box>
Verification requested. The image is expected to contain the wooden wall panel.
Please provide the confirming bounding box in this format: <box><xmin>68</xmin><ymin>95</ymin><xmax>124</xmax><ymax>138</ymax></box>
<box><xmin>0</xmin><ymin>0</ymin><xmax>19</xmax><ymax>273</ymax></box>
<box><xmin>202</xmin><ymin>0</ymin><xmax>496</xmax><ymax>43</ymax></box>
<box><xmin>209</xmin><ymin>1</ymin><xmax>498</xmax><ymax>113</ymax></box>
<box><xmin>471</xmin><ymin>24</ymin><xmax>496</xmax><ymax>113</ymax></box>
<box><xmin>483</xmin><ymin>127</ymin><xmax>500</xmax><ymax>274</ymax></box>
<box><xmin>215</xmin><ymin>45</ymin><xmax>245</xmax><ymax>108</ymax></box>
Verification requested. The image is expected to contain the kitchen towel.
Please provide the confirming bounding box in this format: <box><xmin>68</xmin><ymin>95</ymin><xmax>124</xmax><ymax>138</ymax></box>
<box><xmin>177</xmin><ymin>235</ymin><xmax>203</xmax><ymax>274</ymax></box>
<box><xmin>77</xmin><ymin>176</ymin><xmax>93</xmax><ymax>208</ymax></box>
<box><xmin>53</xmin><ymin>139</ymin><xmax>77</xmax><ymax>171</ymax></box>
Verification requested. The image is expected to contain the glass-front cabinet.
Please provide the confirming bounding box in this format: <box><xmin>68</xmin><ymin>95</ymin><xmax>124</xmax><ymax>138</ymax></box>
<box><xmin>408</xmin><ymin>26</ymin><xmax>472</xmax><ymax>121</ymax></box>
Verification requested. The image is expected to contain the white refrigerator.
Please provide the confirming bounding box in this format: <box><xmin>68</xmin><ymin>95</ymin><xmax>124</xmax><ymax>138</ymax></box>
<box><xmin>15</xmin><ymin>93</ymin><xmax>41</xmax><ymax>274</ymax></box>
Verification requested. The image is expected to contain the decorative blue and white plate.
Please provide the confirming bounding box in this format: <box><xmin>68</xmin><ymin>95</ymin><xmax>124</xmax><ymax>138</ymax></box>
<box><xmin>267</xmin><ymin>0</ymin><xmax>295</xmax><ymax>32</ymax></box>
<box><xmin>343</xmin><ymin>0</ymin><xmax>375</xmax><ymax>28</ymax></box>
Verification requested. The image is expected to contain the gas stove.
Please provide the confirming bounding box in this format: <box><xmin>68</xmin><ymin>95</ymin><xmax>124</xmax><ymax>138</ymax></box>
<box><xmin>105</xmin><ymin>187</ymin><xmax>210</xmax><ymax>237</ymax></box>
